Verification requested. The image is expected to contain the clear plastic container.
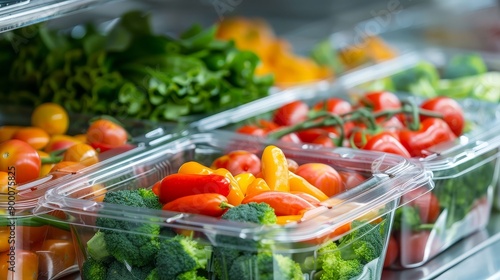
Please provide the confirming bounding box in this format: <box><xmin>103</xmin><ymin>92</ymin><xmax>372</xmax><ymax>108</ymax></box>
<box><xmin>34</xmin><ymin>130</ymin><xmax>432</xmax><ymax>280</ymax></box>
<box><xmin>188</xmin><ymin>48</ymin><xmax>500</xmax><ymax>268</ymax></box>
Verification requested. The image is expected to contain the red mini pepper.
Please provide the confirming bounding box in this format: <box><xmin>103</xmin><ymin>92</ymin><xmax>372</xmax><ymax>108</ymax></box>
<box><xmin>241</xmin><ymin>191</ymin><xmax>316</xmax><ymax>216</ymax></box>
<box><xmin>162</xmin><ymin>193</ymin><xmax>232</xmax><ymax>217</ymax></box>
<box><xmin>159</xmin><ymin>173</ymin><xmax>231</xmax><ymax>204</ymax></box>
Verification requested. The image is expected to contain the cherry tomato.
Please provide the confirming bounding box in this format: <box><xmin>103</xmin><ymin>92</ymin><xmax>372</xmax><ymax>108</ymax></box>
<box><xmin>362</xmin><ymin>132</ymin><xmax>411</xmax><ymax>158</ymax></box>
<box><xmin>358</xmin><ymin>91</ymin><xmax>402</xmax><ymax>112</ymax></box>
<box><xmin>16</xmin><ymin>225</ymin><xmax>49</xmax><ymax>250</ymax></box>
<box><xmin>38</xmin><ymin>239</ymin><xmax>76</xmax><ymax>277</ymax></box>
<box><xmin>399</xmin><ymin>118</ymin><xmax>457</xmax><ymax>157</ymax></box>
<box><xmin>86</xmin><ymin>119</ymin><xmax>128</xmax><ymax>150</ymax></box>
<box><xmin>404</xmin><ymin>189</ymin><xmax>441</xmax><ymax>224</ymax></box>
<box><xmin>0</xmin><ymin>139</ymin><xmax>41</xmax><ymax>184</ymax></box>
<box><xmin>420</xmin><ymin>96</ymin><xmax>465</xmax><ymax>137</ymax></box>
<box><xmin>62</xmin><ymin>143</ymin><xmax>99</xmax><ymax>166</ymax></box>
<box><xmin>338</xmin><ymin>171</ymin><xmax>366</xmax><ymax>190</ymax></box>
<box><xmin>273</xmin><ymin>101</ymin><xmax>309</xmax><ymax>126</ymax></box>
<box><xmin>11</xmin><ymin>127</ymin><xmax>50</xmax><ymax>150</ymax></box>
<box><xmin>49</xmin><ymin>161</ymin><xmax>86</xmax><ymax>174</ymax></box>
<box><xmin>31</xmin><ymin>102</ymin><xmax>69</xmax><ymax>136</ymax></box>
<box><xmin>294</xmin><ymin>163</ymin><xmax>343</xmax><ymax>197</ymax></box>
<box><xmin>0</xmin><ymin>249</ymin><xmax>39</xmax><ymax>279</ymax></box>
<box><xmin>44</xmin><ymin>135</ymin><xmax>81</xmax><ymax>153</ymax></box>
<box><xmin>211</xmin><ymin>150</ymin><xmax>261</xmax><ymax>176</ymax></box>
<box><xmin>312</xmin><ymin>97</ymin><xmax>353</xmax><ymax>115</ymax></box>
<box><xmin>0</xmin><ymin>126</ymin><xmax>21</xmax><ymax>142</ymax></box>
<box><xmin>236</xmin><ymin>125</ymin><xmax>267</xmax><ymax>136</ymax></box>
<box><xmin>400</xmin><ymin>231</ymin><xmax>431</xmax><ymax>265</ymax></box>
<box><xmin>384</xmin><ymin>234</ymin><xmax>399</xmax><ymax>268</ymax></box>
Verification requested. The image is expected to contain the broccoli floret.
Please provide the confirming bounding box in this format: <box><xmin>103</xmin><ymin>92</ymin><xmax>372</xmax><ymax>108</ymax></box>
<box><xmin>443</xmin><ymin>53</ymin><xmax>487</xmax><ymax>79</ymax></box>
<box><xmin>155</xmin><ymin>234</ymin><xmax>210</xmax><ymax>280</ymax></box>
<box><xmin>337</xmin><ymin>220</ymin><xmax>384</xmax><ymax>265</ymax></box>
<box><xmin>176</xmin><ymin>270</ymin><xmax>208</xmax><ymax>280</ymax></box>
<box><xmin>229</xmin><ymin>253</ymin><xmax>303</xmax><ymax>280</ymax></box>
<box><xmin>391</xmin><ymin>61</ymin><xmax>440</xmax><ymax>97</ymax></box>
<box><xmin>145</xmin><ymin>268</ymin><xmax>159</xmax><ymax>280</ymax></box>
<box><xmin>106</xmin><ymin>260</ymin><xmax>154</xmax><ymax>280</ymax></box>
<box><xmin>221</xmin><ymin>202</ymin><xmax>277</xmax><ymax>225</ymax></box>
<box><xmin>87</xmin><ymin>231</ymin><xmax>111</xmax><ymax>262</ymax></box>
<box><xmin>213</xmin><ymin>202</ymin><xmax>278</xmax><ymax>278</ymax></box>
<box><xmin>81</xmin><ymin>258</ymin><xmax>107</xmax><ymax>280</ymax></box>
<box><xmin>313</xmin><ymin>242</ymin><xmax>363</xmax><ymax>280</ymax></box>
<box><xmin>94</xmin><ymin>189</ymin><xmax>162</xmax><ymax>267</ymax></box>
<box><xmin>137</xmin><ymin>188</ymin><xmax>163</xmax><ymax>209</ymax></box>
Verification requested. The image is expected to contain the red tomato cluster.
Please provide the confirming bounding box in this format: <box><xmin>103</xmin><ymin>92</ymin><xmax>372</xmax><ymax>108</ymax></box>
<box><xmin>237</xmin><ymin>92</ymin><xmax>465</xmax><ymax>158</ymax></box>
<box><xmin>0</xmin><ymin>103</ymin><xmax>131</xmax><ymax>187</ymax></box>
<box><xmin>153</xmin><ymin>146</ymin><xmax>367</xmax><ymax>227</ymax></box>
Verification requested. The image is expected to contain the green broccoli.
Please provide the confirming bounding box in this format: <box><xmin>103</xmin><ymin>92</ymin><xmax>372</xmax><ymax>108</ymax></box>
<box><xmin>106</xmin><ymin>260</ymin><xmax>154</xmax><ymax>280</ymax></box>
<box><xmin>154</xmin><ymin>234</ymin><xmax>210</xmax><ymax>280</ymax></box>
<box><xmin>229</xmin><ymin>252</ymin><xmax>303</xmax><ymax>280</ymax></box>
<box><xmin>137</xmin><ymin>188</ymin><xmax>163</xmax><ymax>209</ymax></box>
<box><xmin>337</xmin><ymin>220</ymin><xmax>384</xmax><ymax>265</ymax></box>
<box><xmin>391</xmin><ymin>61</ymin><xmax>440</xmax><ymax>97</ymax></box>
<box><xmin>213</xmin><ymin>202</ymin><xmax>278</xmax><ymax>279</ymax></box>
<box><xmin>305</xmin><ymin>242</ymin><xmax>363</xmax><ymax>280</ymax></box>
<box><xmin>87</xmin><ymin>231</ymin><xmax>111</xmax><ymax>262</ymax></box>
<box><xmin>81</xmin><ymin>257</ymin><xmax>107</xmax><ymax>280</ymax></box>
<box><xmin>94</xmin><ymin>189</ymin><xmax>162</xmax><ymax>267</ymax></box>
<box><xmin>176</xmin><ymin>270</ymin><xmax>208</xmax><ymax>280</ymax></box>
<box><xmin>442</xmin><ymin>53</ymin><xmax>487</xmax><ymax>79</ymax></box>
<box><xmin>221</xmin><ymin>202</ymin><xmax>277</xmax><ymax>225</ymax></box>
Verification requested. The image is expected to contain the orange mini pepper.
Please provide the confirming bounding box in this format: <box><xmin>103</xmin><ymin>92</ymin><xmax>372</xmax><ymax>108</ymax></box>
<box><xmin>245</xmin><ymin>178</ymin><xmax>270</xmax><ymax>197</ymax></box>
<box><xmin>178</xmin><ymin>161</ymin><xmax>214</xmax><ymax>175</ymax></box>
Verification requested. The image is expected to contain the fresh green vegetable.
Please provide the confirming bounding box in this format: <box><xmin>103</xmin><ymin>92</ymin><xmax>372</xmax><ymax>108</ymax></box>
<box><xmin>154</xmin><ymin>234</ymin><xmax>210</xmax><ymax>280</ymax></box>
<box><xmin>390</xmin><ymin>61</ymin><xmax>440</xmax><ymax>97</ymax></box>
<box><xmin>95</xmin><ymin>190</ymin><xmax>161</xmax><ymax>267</ymax></box>
<box><xmin>229</xmin><ymin>252</ymin><xmax>303</xmax><ymax>280</ymax></box>
<box><xmin>106</xmin><ymin>260</ymin><xmax>154</xmax><ymax>280</ymax></box>
<box><xmin>0</xmin><ymin>10</ymin><xmax>273</xmax><ymax>122</ymax></box>
<box><xmin>442</xmin><ymin>53</ymin><xmax>487</xmax><ymax>79</ymax></box>
<box><xmin>87</xmin><ymin>231</ymin><xmax>111</xmax><ymax>262</ymax></box>
<box><xmin>81</xmin><ymin>257</ymin><xmax>107</xmax><ymax>280</ymax></box>
<box><xmin>220</xmin><ymin>201</ymin><xmax>277</xmax><ymax>225</ymax></box>
<box><xmin>310</xmin><ymin>40</ymin><xmax>344</xmax><ymax>74</ymax></box>
<box><xmin>212</xmin><ymin>202</ymin><xmax>279</xmax><ymax>279</ymax></box>
<box><xmin>302</xmin><ymin>220</ymin><xmax>387</xmax><ymax>280</ymax></box>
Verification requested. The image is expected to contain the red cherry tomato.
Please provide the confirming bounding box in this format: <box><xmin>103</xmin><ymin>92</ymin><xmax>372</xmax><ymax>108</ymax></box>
<box><xmin>400</xmin><ymin>231</ymin><xmax>431</xmax><ymax>265</ymax></box>
<box><xmin>312</xmin><ymin>97</ymin><xmax>353</xmax><ymax>115</ymax></box>
<box><xmin>294</xmin><ymin>163</ymin><xmax>343</xmax><ymax>197</ymax></box>
<box><xmin>384</xmin><ymin>234</ymin><xmax>399</xmax><ymax>268</ymax></box>
<box><xmin>403</xmin><ymin>189</ymin><xmax>441</xmax><ymax>224</ymax></box>
<box><xmin>399</xmin><ymin>118</ymin><xmax>457</xmax><ymax>157</ymax></box>
<box><xmin>358</xmin><ymin>91</ymin><xmax>402</xmax><ymax>112</ymax></box>
<box><xmin>86</xmin><ymin>119</ymin><xmax>128</xmax><ymax>150</ymax></box>
<box><xmin>211</xmin><ymin>150</ymin><xmax>261</xmax><ymax>176</ymax></box>
<box><xmin>338</xmin><ymin>171</ymin><xmax>366</xmax><ymax>190</ymax></box>
<box><xmin>362</xmin><ymin>132</ymin><xmax>411</xmax><ymax>158</ymax></box>
<box><xmin>0</xmin><ymin>139</ymin><xmax>41</xmax><ymax>184</ymax></box>
<box><xmin>273</xmin><ymin>101</ymin><xmax>309</xmax><ymax>126</ymax></box>
<box><xmin>420</xmin><ymin>96</ymin><xmax>465</xmax><ymax>137</ymax></box>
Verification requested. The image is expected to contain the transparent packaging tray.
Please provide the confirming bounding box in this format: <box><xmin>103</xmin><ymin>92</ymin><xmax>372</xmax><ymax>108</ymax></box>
<box><xmin>189</xmin><ymin>48</ymin><xmax>500</xmax><ymax>269</ymax></box>
<box><xmin>34</xmin><ymin>130</ymin><xmax>433</xmax><ymax>280</ymax></box>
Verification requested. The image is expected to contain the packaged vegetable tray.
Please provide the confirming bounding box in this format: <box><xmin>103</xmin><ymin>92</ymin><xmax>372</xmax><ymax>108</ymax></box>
<box><xmin>34</xmin><ymin>130</ymin><xmax>432</xmax><ymax>280</ymax></box>
<box><xmin>0</xmin><ymin>103</ymin><xmax>182</xmax><ymax>279</ymax></box>
<box><xmin>188</xmin><ymin>49</ymin><xmax>500</xmax><ymax>268</ymax></box>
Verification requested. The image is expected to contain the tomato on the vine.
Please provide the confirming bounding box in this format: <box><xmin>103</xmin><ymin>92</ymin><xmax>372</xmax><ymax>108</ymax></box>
<box><xmin>358</xmin><ymin>91</ymin><xmax>402</xmax><ymax>112</ymax></box>
<box><xmin>420</xmin><ymin>96</ymin><xmax>465</xmax><ymax>137</ymax></box>
<box><xmin>273</xmin><ymin>100</ymin><xmax>309</xmax><ymax>126</ymax></box>
<box><xmin>399</xmin><ymin>118</ymin><xmax>457</xmax><ymax>157</ymax></box>
<box><xmin>312</xmin><ymin>97</ymin><xmax>353</xmax><ymax>115</ymax></box>
<box><xmin>0</xmin><ymin>139</ymin><xmax>41</xmax><ymax>184</ymax></box>
<box><xmin>363</xmin><ymin>132</ymin><xmax>411</xmax><ymax>158</ymax></box>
